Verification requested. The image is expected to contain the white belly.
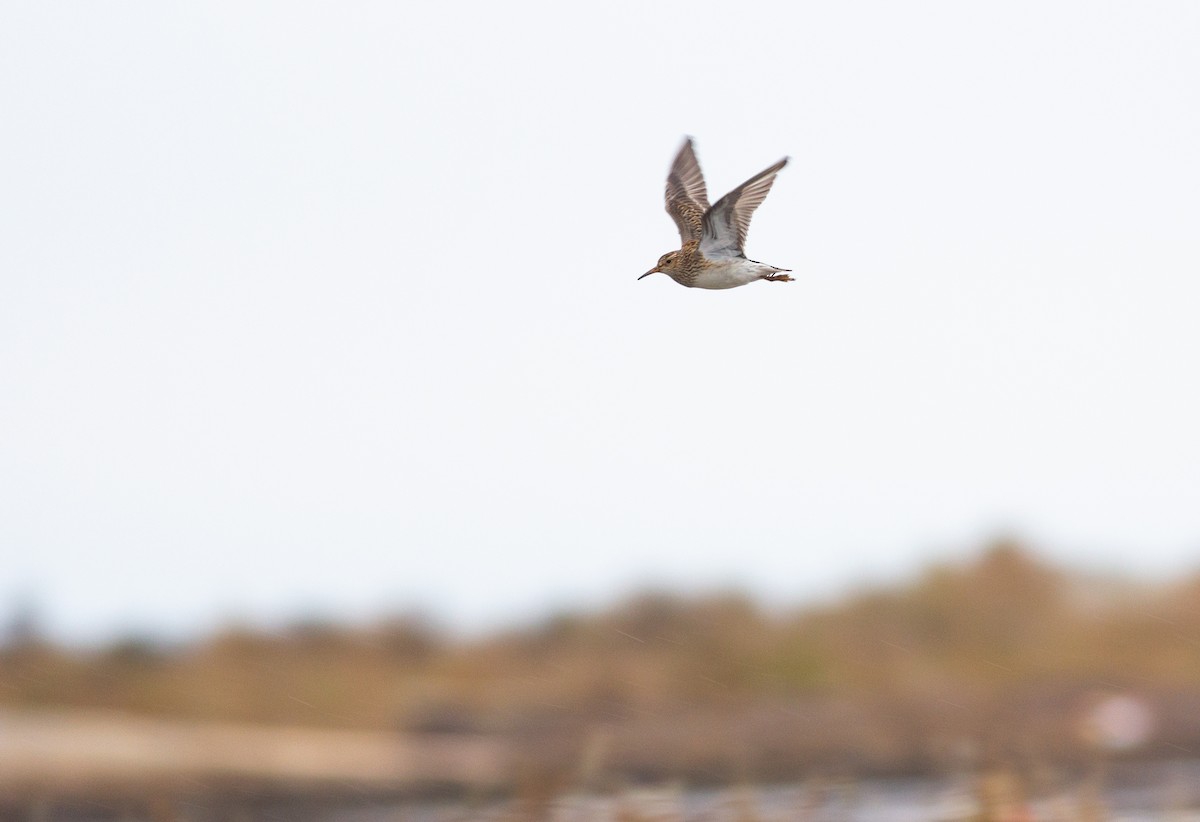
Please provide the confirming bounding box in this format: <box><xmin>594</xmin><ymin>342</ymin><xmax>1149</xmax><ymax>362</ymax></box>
<box><xmin>690</xmin><ymin>258</ymin><xmax>778</xmax><ymax>290</ymax></box>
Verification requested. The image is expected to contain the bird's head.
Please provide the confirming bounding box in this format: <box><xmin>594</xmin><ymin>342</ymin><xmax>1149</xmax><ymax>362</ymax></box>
<box><xmin>639</xmin><ymin>250</ymin><xmax>681</xmax><ymax>280</ymax></box>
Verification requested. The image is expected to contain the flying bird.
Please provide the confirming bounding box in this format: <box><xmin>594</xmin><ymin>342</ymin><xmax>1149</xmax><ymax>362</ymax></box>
<box><xmin>640</xmin><ymin>138</ymin><xmax>793</xmax><ymax>289</ymax></box>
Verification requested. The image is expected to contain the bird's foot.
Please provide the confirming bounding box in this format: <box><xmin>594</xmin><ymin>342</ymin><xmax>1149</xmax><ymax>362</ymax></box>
<box><xmin>764</xmin><ymin>273</ymin><xmax>794</xmax><ymax>282</ymax></box>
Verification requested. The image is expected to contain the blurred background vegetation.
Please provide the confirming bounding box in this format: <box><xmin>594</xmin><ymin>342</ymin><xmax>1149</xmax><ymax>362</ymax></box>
<box><xmin>5</xmin><ymin>539</ymin><xmax>1199</xmax><ymax>802</ymax></box>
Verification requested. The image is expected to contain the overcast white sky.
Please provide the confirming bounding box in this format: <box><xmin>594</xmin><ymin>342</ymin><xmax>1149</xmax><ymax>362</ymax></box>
<box><xmin>2</xmin><ymin>2</ymin><xmax>1199</xmax><ymax>642</ymax></box>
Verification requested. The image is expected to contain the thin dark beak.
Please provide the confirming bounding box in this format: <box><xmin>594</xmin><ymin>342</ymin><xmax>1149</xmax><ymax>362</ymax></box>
<box><xmin>638</xmin><ymin>267</ymin><xmax>659</xmax><ymax>281</ymax></box>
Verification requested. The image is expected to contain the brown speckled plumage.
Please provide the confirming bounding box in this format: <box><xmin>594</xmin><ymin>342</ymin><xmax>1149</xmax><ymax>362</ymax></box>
<box><xmin>641</xmin><ymin>138</ymin><xmax>794</xmax><ymax>290</ymax></box>
<box><xmin>649</xmin><ymin>240</ymin><xmax>703</xmax><ymax>287</ymax></box>
<box><xmin>665</xmin><ymin>140</ymin><xmax>709</xmax><ymax>244</ymax></box>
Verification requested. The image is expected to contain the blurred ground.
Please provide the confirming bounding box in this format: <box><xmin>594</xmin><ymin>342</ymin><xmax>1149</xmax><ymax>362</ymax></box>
<box><xmin>4</xmin><ymin>542</ymin><xmax>1200</xmax><ymax>815</ymax></box>
<box><xmin>0</xmin><ymin>709</ymin><xmax>504</xmax><ymax>793</ymax></box>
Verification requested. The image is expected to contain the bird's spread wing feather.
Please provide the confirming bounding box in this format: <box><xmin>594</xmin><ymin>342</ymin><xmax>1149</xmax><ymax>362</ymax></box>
<box><xmin>664</xmin><ymin>138</ymin><xmax>710</xmax><ymax>244</ymax></box>
<box><xmin>700</xmin><ymin>157</ymin><xmax>788</xmax><ymax>258</ymax></box>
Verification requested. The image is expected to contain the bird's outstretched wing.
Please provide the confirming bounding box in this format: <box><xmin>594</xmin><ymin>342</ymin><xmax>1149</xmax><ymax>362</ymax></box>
<box><xmin>664</xmin><ymin>138</ymin><xmax>710</xmax><ymax>244</ymax></box>
<box><xmin>700</xmin><ymin>157</ymin><xmax>788</xmax><ymax>258</ymax></box>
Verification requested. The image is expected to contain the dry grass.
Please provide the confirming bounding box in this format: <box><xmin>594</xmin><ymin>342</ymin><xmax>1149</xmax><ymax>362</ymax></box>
<box><xmin>4</xmin><ymin>541</ymin><xmax>1200</xmax><ymax>808</ymax></box>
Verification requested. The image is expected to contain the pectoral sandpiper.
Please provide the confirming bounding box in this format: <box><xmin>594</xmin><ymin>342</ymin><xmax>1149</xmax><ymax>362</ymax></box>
<box><xmin>640</xmin><ymin>138</ymin><xmax>792</xmax><ymax>289</ymax></box>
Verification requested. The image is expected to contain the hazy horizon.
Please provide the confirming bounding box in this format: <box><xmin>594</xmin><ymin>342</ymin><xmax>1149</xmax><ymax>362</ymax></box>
<box><xmin>5</xmin><ymin>533</ymin><xmax>1196</xmax><ymax>648</ymax></box>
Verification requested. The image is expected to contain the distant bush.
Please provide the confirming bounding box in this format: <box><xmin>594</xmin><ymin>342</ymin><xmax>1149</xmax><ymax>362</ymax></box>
<box><xmin>4</xmin><ymin>540</ymin><xmax>1199</xmax><ymax>780</ymax></box>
